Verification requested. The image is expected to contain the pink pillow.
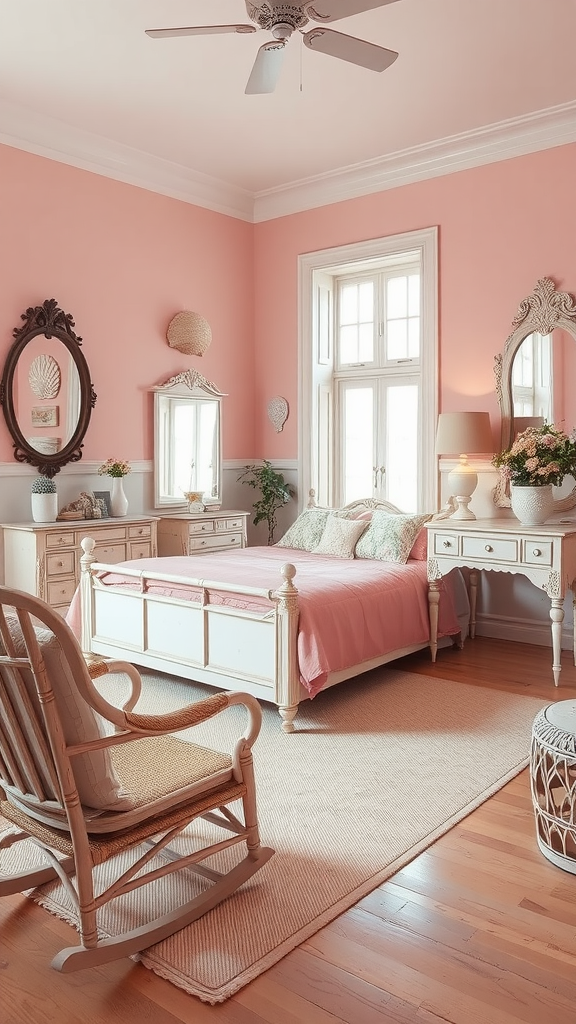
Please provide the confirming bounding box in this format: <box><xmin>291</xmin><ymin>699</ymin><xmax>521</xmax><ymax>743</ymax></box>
<box><xmin>409</xmin><ymin>526</ymin><xmax>428</xmax><ymax>560</ymax></box>
<box><xmin>349</xmin><ymin>510</ymin><xmax>372</xmax><ymax>521</ymax></box>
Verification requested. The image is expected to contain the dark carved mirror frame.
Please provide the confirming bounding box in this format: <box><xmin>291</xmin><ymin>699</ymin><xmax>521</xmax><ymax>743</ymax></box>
<box><xmin>0</xmin><ymin>299</ymin><xmax>97</xmax><ymax>477</ymax></box>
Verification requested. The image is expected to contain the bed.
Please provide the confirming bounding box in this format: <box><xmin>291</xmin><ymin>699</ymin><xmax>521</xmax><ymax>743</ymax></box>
<box><xmin>72</xmin><ymin>499</ymin><xmax>467</xmax><ymax>731</ymax></box>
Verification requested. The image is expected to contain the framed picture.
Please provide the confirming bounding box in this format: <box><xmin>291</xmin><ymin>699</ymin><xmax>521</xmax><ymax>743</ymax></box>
<box><xmin>93</xmin><ymin>490</ymin><xmax>111</xmax><ymax>517</ymax></box>
<box><xmin>31</xmin><ymin>405</ymin><xmax>59</xmax><ymax>427</ymax></box>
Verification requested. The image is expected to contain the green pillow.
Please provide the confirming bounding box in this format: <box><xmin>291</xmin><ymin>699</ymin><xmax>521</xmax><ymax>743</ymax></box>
<box><xmin>354</xmin><ymin>511</ymin><xmax>432</xmax><ymax>563</ymax></box>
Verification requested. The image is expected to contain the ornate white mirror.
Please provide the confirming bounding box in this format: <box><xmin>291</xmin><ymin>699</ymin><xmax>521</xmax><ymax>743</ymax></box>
<box><xmin>493</xmin><ymin>278</ymin><xmax>576</xmax><ymax>509</ymax></box>
<box><xmin>150</xmin><ymin>370</ymin><xmax>225</xmax><ymax>511</ymax></box>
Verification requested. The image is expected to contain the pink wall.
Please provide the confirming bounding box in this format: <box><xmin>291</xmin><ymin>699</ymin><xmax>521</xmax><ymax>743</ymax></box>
<box><xmin>0</xmin><ymin>144</ymin><xmax>255</xmax><ymax>463</ymax></box>
<box><xmin>2</xmin><ymin>141</ymin><xmax>575</xmax><ymax>469</ymax></box>
<box><xmin>254</xmin><ymin>143</ymin><xmax>576</xmax><ymax>457</ymax></box>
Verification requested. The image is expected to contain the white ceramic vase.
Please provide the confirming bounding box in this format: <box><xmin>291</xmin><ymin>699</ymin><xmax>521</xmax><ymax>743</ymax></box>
<box><xmin>110</xmin><ymin>477</ymin><xmax>129</xmax><ymax>517</ymax></box>
<box><xmin>31</xmin><ymin>492</ymin><xmax>58</xmax><ymax>523</ymax></box>
<box><xmin>510</xmin><ymin>483</ymin><xmax>554</xmax><ymax>526</ymax></box>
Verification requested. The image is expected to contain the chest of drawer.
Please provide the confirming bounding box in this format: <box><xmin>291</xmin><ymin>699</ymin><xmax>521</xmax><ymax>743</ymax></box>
<box><xmin>189</xmin><ymin>532</ymin><xmax>243</xmax><ymax>553</ymax></box>
<box><xmin>461</xmin><ymin>536</ymin><xmax>519</xmax><ymax>563</ymax></box>
<box><xmin>46</xmin><ymin>550</ymin><xmax>75</xmax><ymax>577</ymax></box>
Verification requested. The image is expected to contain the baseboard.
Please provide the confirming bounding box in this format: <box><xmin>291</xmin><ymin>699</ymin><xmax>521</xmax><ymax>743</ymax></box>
<box><xmin>474</xmin><ymin>612</ymin><xmax>573</xmax><ymax>650</ymax></box>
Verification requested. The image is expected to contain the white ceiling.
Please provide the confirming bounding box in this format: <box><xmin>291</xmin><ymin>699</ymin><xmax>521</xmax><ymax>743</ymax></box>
<box><xmin>1</xmin><ymin>0</ymin><xmax>575</xmax><ymax>221</ymax></box>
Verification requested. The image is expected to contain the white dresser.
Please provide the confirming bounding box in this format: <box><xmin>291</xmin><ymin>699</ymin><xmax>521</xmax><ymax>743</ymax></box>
<box><xmin>157</xmin><ymin>510</ymin><xmax>249</xmax><ymax>556</ymax></box>
<box><xmin>426</xmin><ymin>518</ymin><xmax>576</xmax><ymax>685</ymax></box>
<box><xmin>3</xmin><ymin>515</ymin><xmax>158</xmax><ymax>615</ymax></box>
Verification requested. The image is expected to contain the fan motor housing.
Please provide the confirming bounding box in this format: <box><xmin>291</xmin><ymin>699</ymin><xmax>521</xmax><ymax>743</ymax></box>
<box><xmin>246</xmin><ymin>3</ymin><xmax>310</xmax><ymax>33</ymax></box>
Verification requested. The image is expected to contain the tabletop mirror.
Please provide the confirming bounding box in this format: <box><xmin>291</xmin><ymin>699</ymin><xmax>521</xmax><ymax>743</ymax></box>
<box><xmin>493</xmin><ymin>277</ymin><xmax>576</xmax><ymax>510</ymax></box>
<box><xmin>0</xmin><ymin>298</ymin><xmax>97</xmax><ymax>476</ymax></box>
<box><xmin>150</xmin><ymin>370</ymin><xmax>225</xmax><ymax>510</ymax></box>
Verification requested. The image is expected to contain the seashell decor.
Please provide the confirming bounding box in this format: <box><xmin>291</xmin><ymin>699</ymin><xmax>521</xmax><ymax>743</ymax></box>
<box><xmin>267</xmin><ymin>396</ymin><xmax>289</xmax><ymax>432</ymax></box>
<box><xmin>28</xmin><ymin>353</ymin><xmax>61</xmax><ymax>399</ymax></box>
<box><xmin>166</xmin><ymin>311</ymin><xmax>212</xmax><ymax>357</ymax></box>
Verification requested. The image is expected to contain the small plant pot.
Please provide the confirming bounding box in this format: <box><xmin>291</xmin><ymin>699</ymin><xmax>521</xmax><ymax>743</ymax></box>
<box><xmin>31</xmin><ymin>492</ymin><xmax>58</xmax><ymax>523</ymax></box>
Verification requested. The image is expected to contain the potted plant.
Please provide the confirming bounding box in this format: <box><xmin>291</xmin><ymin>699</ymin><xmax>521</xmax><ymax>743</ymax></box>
<box><xmin>238</xmin><ymin>460</ymin><xmax>293</xmax><ymax>544</ymax></box>
<box><xmin>31</xmin><ymin>475</ymin><xmax>58</xmax><ymax>523</ymax></box>
<box><xmin>492</xmin><ymin>423</ymin><xmax>576</xmax><ymax>525</ymax></box>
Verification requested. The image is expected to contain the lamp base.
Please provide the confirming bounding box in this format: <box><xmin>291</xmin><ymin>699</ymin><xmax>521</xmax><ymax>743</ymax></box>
<box><xmin>450</xmin><ymin>495</ymin><xmax>476</xmax><ymax>520</ymax></box>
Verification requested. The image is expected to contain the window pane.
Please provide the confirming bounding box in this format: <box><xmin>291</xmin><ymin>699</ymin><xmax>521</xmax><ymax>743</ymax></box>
<box><xmin>387</xmin><ymin>276</ymin><xmax>407</xmax><ymax>319</ymax></box>
<box><xmin>386</xmin><ymin>385</ymin><xmax>418</xmax><ymax>511</ymax></box>
<box><xmin>340</xmin><ymin>325</ymin><xmax>358</xmax><ymax>364</ymax></box>
<box><xmin>407</xmin><ymin>317</ymin><xmax>420</xmax><ymax>358</ymax></box>
<box><xmin>387</xmin><ymin>319</ymin><xmax>408</xmax><ymax>360</ymax></box>
<box><xmin>339</xmin><ymin>283</ymin><xmax>358</xmax><ymax>325</ymax></box>
<box><xmin>408</xmin><ymin>274</ymin><xmax>420</xmax><ymax>316</ymax></box>
<box><xmin>358</xmin><ymin>323</ymin><xmax>374</xmax><ymax>362</ymax></box>
<box><xmin>343</xmin><ymin>387</ymin><xmax>374</xmax><ymax>505</ymax></box>
<box><xmin>358</xmin><ymin>281</ymin><xmax>374</xmax><ymax>321</ymax></box>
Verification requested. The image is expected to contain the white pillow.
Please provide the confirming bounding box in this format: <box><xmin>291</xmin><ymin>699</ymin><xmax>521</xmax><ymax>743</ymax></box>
<box><xmin>354</xmin><ymin>511</ymin><xmax>432</xmax><ymax>563</ymax></box>
<box><xmin>276</xmin><ymin>507</ymin><xmax>348</xmax><ymax>551</ymax></box>
<box><xmin>313</xmin><ymin>515</ymin><xmax>368</xmax><ymax>558</ymax></box>
<box><xmin>2</xmin><ymin>615</ymin><xmax>133</xmax><ymax>811</ymax></box>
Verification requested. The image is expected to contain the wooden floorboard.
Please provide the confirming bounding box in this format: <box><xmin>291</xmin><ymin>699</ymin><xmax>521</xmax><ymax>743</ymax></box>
<box><xmin>1</xmin><ymin>637</ymin><xmax>575</xmax><ymax>1024</ymax></box>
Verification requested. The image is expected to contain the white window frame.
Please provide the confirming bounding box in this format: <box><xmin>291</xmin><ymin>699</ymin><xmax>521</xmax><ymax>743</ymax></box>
<box><xmin>298</xmin><ymin>227</ymin><xmax>438</xmax><ymax>512</ymax></box>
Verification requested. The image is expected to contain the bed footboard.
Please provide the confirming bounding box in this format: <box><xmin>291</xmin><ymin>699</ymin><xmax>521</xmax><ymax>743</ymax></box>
<box><xmin>78</xmin><ymin>538</ymin><xmax>303</xmax><ymax>732</ymax></box>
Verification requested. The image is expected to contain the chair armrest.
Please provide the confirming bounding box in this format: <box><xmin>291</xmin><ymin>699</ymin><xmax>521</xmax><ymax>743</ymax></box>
<box><xmin>123</xmin><ymin>691</ymin><xmax>262</xmax><ymax>747</ymax></box>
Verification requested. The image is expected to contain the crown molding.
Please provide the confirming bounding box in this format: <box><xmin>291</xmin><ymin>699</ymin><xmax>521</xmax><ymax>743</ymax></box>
<box><xmin>1</xmin><ymin>98</ymin><xmax>575</xmax><ymax>225</ymax></box>
<box><xmin>252</xmin><ymin>100</ymin><xmax>576</xmax><ymax>222</ymax></box>
<box><xmin>0</xmin><ymin>99</ymin><xmax>254</xmax><ymax>222</ymax></box>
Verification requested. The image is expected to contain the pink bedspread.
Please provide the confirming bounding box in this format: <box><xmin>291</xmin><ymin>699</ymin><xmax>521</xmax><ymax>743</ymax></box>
<box><xmin>71</xmin><ymin>547</ymin><xmax>461</xmax><ymax>698</ymax></box>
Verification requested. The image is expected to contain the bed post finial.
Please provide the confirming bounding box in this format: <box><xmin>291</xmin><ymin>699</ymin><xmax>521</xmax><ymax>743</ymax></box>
<box><xmin>307</xmin><ymin>489</ymin><xmax>317</xmax><ymax>508</ymax></box>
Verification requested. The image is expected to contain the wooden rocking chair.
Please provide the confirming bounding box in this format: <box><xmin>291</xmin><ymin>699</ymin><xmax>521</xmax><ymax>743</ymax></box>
<box><xmin>0</xmin><ymin>584</ymin><xmax>274</xmax><ymax>972</ymax></box>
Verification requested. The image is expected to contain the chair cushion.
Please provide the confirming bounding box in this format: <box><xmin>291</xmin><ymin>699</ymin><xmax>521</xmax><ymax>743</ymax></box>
<box><xmin>3</xmin><ymin>615</ymin><xmax>133</xmax><ymax>811</ymax></box>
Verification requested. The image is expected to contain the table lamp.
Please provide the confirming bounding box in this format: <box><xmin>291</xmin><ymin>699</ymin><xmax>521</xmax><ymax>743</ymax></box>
<box><xmin>435</xmin><ymin>411</ymin><xmax>493</xmax><ymax>519</ymax></box>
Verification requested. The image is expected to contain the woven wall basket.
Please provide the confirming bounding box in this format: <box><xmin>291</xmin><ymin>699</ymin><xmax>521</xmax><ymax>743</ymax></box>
<box><xmin>166</xmin><ymin>311</ymin><xmax>212</xmax><ymax>357</ymax></box>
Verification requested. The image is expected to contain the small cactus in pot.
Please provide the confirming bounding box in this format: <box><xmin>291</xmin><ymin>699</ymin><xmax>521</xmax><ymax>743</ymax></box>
<box><xmin>31</xmin><ymin>475</ymin><xmax>58</xmax><ymax>522</ymax></box>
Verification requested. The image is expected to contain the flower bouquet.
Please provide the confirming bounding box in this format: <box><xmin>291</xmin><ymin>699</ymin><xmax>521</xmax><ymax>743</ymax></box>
<box><xmin>492</xmin><ymin>424</ymin><xmax>576</xmax><ymax>487</ymax></box>
<box><xmin>98</xmin><ymin>458</ymin><xmax>131</xmax><ymax>478</ymax></box>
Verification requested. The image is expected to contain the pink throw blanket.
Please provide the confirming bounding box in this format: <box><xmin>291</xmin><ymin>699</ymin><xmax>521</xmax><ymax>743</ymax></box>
<box><xmin>70</xmin><ymin>547</ymin><xmax>460</xmax><ymax>698</ymax></box>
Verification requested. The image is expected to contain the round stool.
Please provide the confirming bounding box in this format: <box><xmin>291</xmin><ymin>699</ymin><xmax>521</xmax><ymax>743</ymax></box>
<box><xmin>530</xmin><ymin>700</ymin><xmax>576</xmax><ymax>874</ymax></box>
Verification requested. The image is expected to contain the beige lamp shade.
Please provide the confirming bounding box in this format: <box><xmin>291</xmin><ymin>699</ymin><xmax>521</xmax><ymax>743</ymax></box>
<box><xmin>435</xmin><ymin>411</ymin><xmax>493</xmax><ymax>521</ymax></box>
<box><xmin>166</xmin><ymin>311</ymin><xmax>212</xmax><ymax>357</ymax></box>
<box><xmin>435</xmin><ymin>411</ymin><xmax>493</xmax><ymax>456</ymax></box>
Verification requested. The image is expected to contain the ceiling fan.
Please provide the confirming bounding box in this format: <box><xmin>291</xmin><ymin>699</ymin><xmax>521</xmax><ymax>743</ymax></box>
<box><xmin>145</xmin><ymin>1</ymin><xmax>401</xmax><ymax>95</ymax></box>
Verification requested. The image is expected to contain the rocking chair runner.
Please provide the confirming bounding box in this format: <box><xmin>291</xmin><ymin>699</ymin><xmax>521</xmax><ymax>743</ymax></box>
<box><xmin>0</xmin><ymin>584</ymin><xmax>274</xmax><ymax>972</ymax></box>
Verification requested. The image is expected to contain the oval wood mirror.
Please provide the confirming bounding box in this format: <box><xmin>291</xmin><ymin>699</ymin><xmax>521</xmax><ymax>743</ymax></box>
<box><xmin>0</xmin><ymin>299</ymin><xmax>97</xmax><ymax>476</ymax></box>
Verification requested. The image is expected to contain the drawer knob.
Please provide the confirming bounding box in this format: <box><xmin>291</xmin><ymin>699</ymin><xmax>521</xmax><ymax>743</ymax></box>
<box><xmin>57</xmin><ymin>560</ymin><xmax>63</xmax><ymax>567</ymax></box>
<box><xmin>442</xmin><ymin>540</ymin><xmax>452</xmax><ymax>548</ymax></box>
<box><xmin>485</xmin><ymin>544</ymin><xmax>493</xmax><ymax>553</ymax></box>
<box><xmin>532</xmin><ymin>548</ymin><xmax>542</xmax><ymax>557</ymax></box>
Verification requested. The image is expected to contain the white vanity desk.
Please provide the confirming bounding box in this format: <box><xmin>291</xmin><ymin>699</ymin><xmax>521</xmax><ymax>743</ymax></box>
<box><xmin>426</xmin><ymin>518</ymin><xmax>576</xmax><ymax>686</ymax></box>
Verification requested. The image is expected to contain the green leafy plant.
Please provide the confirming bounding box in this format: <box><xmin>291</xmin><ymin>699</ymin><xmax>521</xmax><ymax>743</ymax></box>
<box><xmin>493</xmin><ymin>423</ymin><xmax>576</xmax><ymax>486</ymax></box>
<box><xmin>238</xmin><ymin>460</ymin><xmax>293</xmax><ymax>544</ymax></box>
<box><xmin>31</xmin><ymin>474</ymin><xmax>56</xmax><ymax>494</ymax></box>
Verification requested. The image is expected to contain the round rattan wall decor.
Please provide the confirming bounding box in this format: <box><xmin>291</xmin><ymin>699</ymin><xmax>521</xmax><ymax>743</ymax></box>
<box><xmin>166</xmin><ymin>311</ymin><xmax>212</xmax><ymax>357</ymax></box>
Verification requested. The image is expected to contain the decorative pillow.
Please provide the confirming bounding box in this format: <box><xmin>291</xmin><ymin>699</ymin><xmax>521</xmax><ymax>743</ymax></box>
<box><xmin>2</xmin><ymin>615</ymin><xmax>133</xmax><ymax>811</ymax></box>
<box><xmin>275</xmin><ymin>507</ymin><xmax>349</xmax><ymax>551</ymax></box>
<box><xmin>354</xmin><ymin>511</ymin><xmax>432</xmax><ymax>564</ymax></box>
<box><xmin>408</xmin><ymin>526</ymin><xmax>429</xmax><ymax>561</ymax></box>
<box><xmin>313</xmin><ymin>515</ymin><xmax>368</xmax><ymax>558</ymax></box>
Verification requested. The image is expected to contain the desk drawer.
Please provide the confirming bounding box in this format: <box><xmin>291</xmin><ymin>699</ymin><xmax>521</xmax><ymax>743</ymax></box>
<box><xmin>461</xmin><ymin>536</ymin><xmax>518</xmax><ymax>562</ymax></box>
<box><xmin>189</xmin><ymin>519</ymin><xmax>215</xmax><ymax>535</ymax></box>
<box><xmin>522</xmin><ymin>539</ymin><xmax>553</xmax><ymax>567</ymax></box>
<box><xmin>433</xmin><ymin>533</ymin><xmax>459</xmax><ymax>556</ymax></box>
<box><xmin>189</xmin><ymin>533</ymin><xmax>242</xmax><ymax>553</ymax></box>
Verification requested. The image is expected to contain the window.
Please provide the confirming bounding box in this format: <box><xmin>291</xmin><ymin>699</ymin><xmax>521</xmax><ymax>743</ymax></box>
<box><xmin>299</xmin><ymin>228</ymin><xmax>438</xmax><ymax>513</ymax></box>
<box><xmin>512</xmin><ymin>332</ymin><xmax>552</xmax><ymax>419</ymax></box>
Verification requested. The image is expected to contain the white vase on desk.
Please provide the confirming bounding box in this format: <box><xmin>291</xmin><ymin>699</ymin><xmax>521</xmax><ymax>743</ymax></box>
<box><xmin>510</xmin><ymin>483</ymin><xmax>554</xmax><ymax>526</ymax></box>
<box><xmin>110</xmin><ymin>477</ymin><xmax>129</xmax><ymax>517</ymax></box>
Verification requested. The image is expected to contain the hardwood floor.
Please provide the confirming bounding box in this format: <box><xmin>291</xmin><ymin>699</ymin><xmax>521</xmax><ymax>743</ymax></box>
<box><xmin>2</xmin><ymin>637</ymin><xmax>575</xmax><ymax>1024</ymax></box>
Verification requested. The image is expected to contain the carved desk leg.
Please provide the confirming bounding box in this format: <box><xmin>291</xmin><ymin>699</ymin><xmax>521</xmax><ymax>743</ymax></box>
<box><xmin>549</xmin><ymin>596</ymin><xmax>564</xmax><ymax>687</ymax></box>
<box><xmin>428</xmin><ymin>579</ymin><xmax>440</xmax><ymax>663</ymax></box>
<box><xmin>469</xmin><ymin>569</ymin><xmax>479</xmax><ymax>639</ymax></box>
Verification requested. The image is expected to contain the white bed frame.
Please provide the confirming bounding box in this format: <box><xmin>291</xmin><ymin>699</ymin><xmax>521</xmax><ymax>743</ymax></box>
<box><xmin>78</xmin><ymin>499</ymin><xmax>451</xmax><ymax>732</ymax></box>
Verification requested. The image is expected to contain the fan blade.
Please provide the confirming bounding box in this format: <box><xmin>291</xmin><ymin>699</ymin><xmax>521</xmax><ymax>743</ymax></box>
<box><xmin>245</xmin><ymin>41</ymin><xmax>286</xmax><ymax>94</ymax></box>
<box><xmin>305</xmin><ymin>0</ymin><xmax>401</xmax><ymax>23</ymax></box>
<box><xmin>145</xmin><ymin>25</ymin><xmax>256</xmax><ymax>39</ymax></box>
<box><xmin>303</xmin><ymin>28</ymin><xmax>398</xmax><ymax>72</ymax></box>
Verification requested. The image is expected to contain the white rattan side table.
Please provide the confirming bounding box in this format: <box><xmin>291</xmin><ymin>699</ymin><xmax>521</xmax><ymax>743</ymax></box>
<box><xmin>530</xmin><ymin>700</ymin><xmax>576</xmax><ymax>874</ymax></box>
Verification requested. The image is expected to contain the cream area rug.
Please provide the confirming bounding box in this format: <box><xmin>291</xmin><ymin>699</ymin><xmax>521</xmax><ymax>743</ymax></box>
<box><xmin>4</xmin><ymin>668</ymin><xmax>547</xmax><ymax>1004</ymax></box>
